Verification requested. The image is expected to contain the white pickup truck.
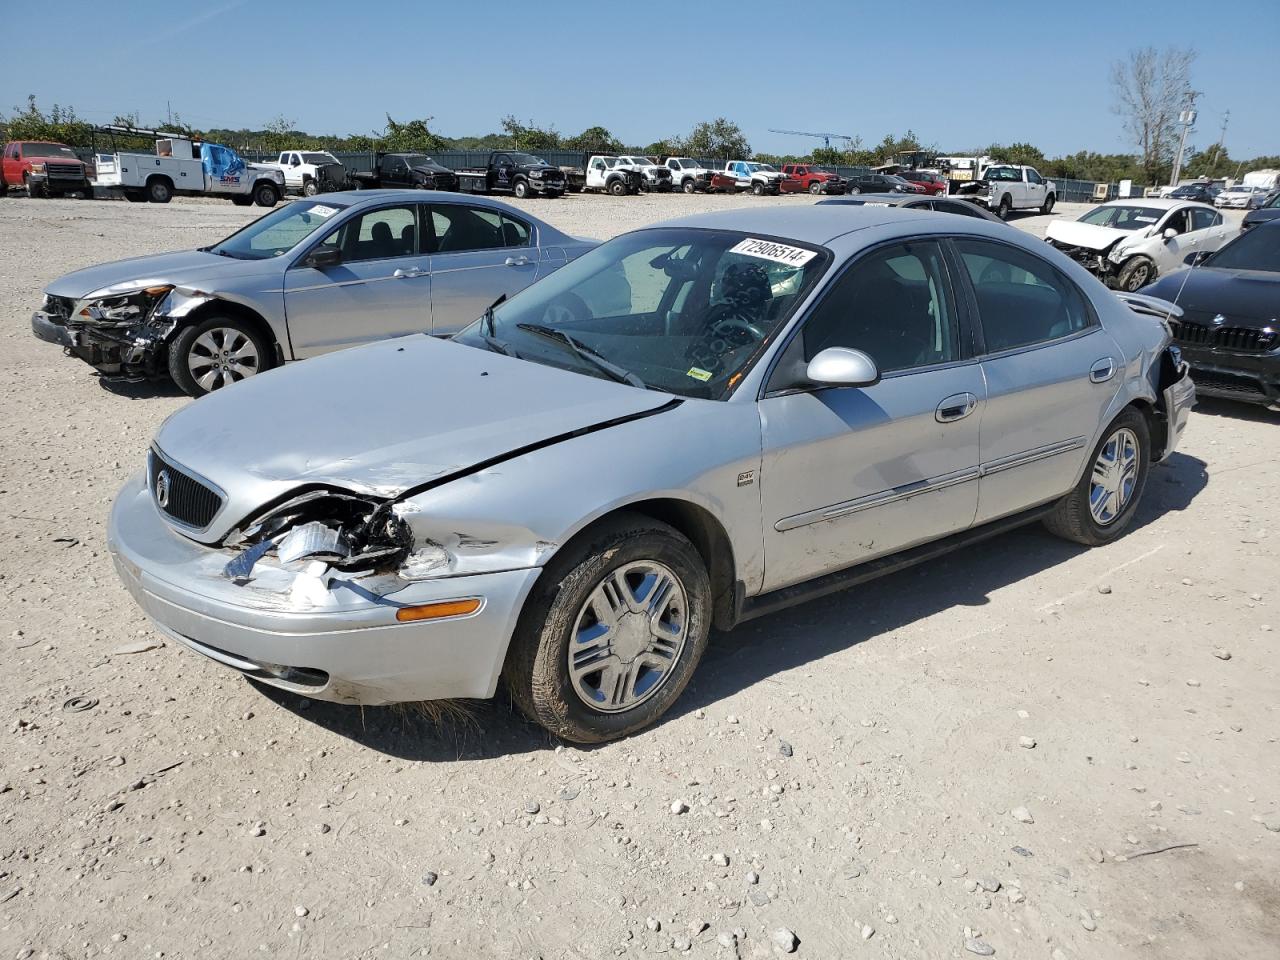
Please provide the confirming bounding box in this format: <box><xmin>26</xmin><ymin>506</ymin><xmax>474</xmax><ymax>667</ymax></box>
<box><xmin>955</xmin><ymin>164</ymin><xmax>1056</xmax><ymax>219</ymax></box>
<box><xmin>259</xmin><ymin>150</ymin><xmax>348</xmax><ymax>196</ymax></box>
<box><xmin>663</xmin><ymin>157</ymin><xmax>716</xmax><ymax>193</ymax></box>
<box><xmin>583</xmin><ymin>156</ymin><xmax>644</xmax><ymax>195</ymax></box>
<box><xmin>724</xmin><ymin>160</ymin><xmax>787</xmax><ymax>195</ymax></box>
<box><xmin>93</xmin><ymin>137</ymin><xmax>284</xmax><ymax>206</ymax></box>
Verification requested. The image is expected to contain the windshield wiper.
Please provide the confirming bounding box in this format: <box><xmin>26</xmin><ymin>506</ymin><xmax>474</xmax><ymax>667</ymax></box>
<box><xmin>474</xmin><ymin>302</ymin><xmax>517</xmax><ymax>357</ymax></box>
<box><xmin>515</xmin><ymin>323</ymin><xmax>647</xmax><ymax>389</ymax></box>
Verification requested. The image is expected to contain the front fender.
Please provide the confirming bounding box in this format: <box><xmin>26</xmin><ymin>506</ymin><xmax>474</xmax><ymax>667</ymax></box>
<box><xmin>392</xmin><ymin>399</ymin><xmax>766</xmax><ymax>592</ymax></box>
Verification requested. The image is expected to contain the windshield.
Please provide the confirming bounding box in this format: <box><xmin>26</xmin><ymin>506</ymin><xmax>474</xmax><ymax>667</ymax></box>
<box><xmin>1203</xmin><ymin>225</ymin><xmax>1280</xmax><ymax>272</ymax></box>
<box><xmin>1077</xmin><ymin>205</ymin><xmax>1164</xmax><ymax>230</ymax></box>
<box><xmin>454</xmin><ymin>227</ymin><xmax>829</xmax><ymax>399</ymax></box>
<box><xmin>301</xmin><ymin>152</ymin><xmax>337</xmax><ymax>164</ymax></box>
<box><xmin>756</xmin><ymin>164</ymin><xmax>778</xmax><ymax>172</ymax></box>
<box><xmin>401</xmin><ymin>155</ymin><xmax>435</xmax><ymax>167</ymax></box>
<box><xmin>508</xmin><ymin>153</ymin><xmax>546</xmax><ymax>167</ymax></box>
<box><xmin>23</xmin><ymin>143</ymin><xmax>77</xmax><ymax>159</ymax></box>
<box><xmin>208</xmin><ymin>199</ymin><xmax>349</xmax><ymax>260</ymax></box>
<box><xmin>1266</xmin><ymin>193</ymin><xmax>1280</xmax><ymax>209</ymax></box>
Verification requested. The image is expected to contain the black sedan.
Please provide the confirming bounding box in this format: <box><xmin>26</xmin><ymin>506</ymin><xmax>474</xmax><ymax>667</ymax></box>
<box><xmin>845</xmin><ymin>173</ymin><xmax>923</xmax><ymax>195</ymax></box>
<box><xmin>1168</xmin><ymin>182</ymin><xmax>1221</xmax><ymax>204</ymax></box>
<box><xmin>818</xmin><ymin>193</ymin><xmax>1003</xmax><ymax>222</ymax></box>
<box><xmin>1242</xmin><ymin>190</ymin><xmax>1280</xmax><ymax>231</ymax></box>
<box><xmin>1139</xmin><ymin>220</ymin><xmax>1280</xmax><ymax>407</ymax></box>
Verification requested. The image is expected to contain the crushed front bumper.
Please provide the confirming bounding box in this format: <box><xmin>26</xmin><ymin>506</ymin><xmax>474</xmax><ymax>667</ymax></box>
<box><xmin>107</xmin><ymin>473</ymin><xmax>542</xmax><ymax>705</ymax></box>
<box><xmin>31</xmin><ymin>310</ymin><xmax>72</xmax><ymax>347</ymax></box>
<box><xmin>33</xmin><ymin>311</ymin><xmax>174</xmax><ymax>380</ymax></box>
<box><xmin>1177</xmin><ymin>345</ymin><xmax>1280</xmax><ymax>407</ymax></box>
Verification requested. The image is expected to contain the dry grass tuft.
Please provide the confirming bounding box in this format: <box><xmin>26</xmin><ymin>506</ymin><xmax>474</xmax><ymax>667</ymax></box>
<box><xmin>393</xmin><ymin>698</ymin><xmax>482</xmax><ymax>731</ymax></box>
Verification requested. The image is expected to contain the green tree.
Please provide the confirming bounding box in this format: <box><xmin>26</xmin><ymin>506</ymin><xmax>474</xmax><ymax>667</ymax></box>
<box><xmin>676</xmin><ymin>118</ymin><xmax>750</xmax><ymax>160</ymax></box>
<box><xmin>382</xmin><ymin>114</ymin><xmax>446</xmax><ymax>153</ymax></box>
<box><xmin>564</xmin><ymin>125</ymin><xmax>623</xmax><ymax>154</ymax></box>
<box><xmin>500</xmin><ymin>116</ymin><xmax>562</xmax><ymax>151</ymax></box>
<box><xmin>2</xmin><ymin>95</ymin><xmax>93</xmax><ymax>147</ymax></box>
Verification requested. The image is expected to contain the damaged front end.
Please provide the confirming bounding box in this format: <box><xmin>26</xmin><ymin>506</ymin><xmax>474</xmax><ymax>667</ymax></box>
<box><xmin>1045</xmin><ymin>237</ymin><xmax>1118</xmax><ymax>280</ymax></box>
<box><xmin>50</xmin><ymin>286</ymin><xmax>199</xmax><ymax>381</ymax></box>
<box><xmin>221</xmin><ymin>489</ymin><xmax>414</xmax><ymax>583</ymax></box>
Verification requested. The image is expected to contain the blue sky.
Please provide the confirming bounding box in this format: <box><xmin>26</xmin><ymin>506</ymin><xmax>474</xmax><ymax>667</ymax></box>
<box><xmin>3</xmin><ymin>0</ymin><xmax>1276</xmax><ymax>160</ymax></box>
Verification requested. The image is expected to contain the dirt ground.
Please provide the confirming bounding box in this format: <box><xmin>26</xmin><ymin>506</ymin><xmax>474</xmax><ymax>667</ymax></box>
<box><xmin>0</xmin><ymin>192</ymin><xmax>1276</xmax><ymax>960</ymax></box>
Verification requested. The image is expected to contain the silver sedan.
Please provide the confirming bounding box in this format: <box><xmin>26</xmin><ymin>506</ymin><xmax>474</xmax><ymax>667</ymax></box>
<box><xmin>108</xmin><ymin>206</ymin><xmax>1195</xmax><ymax>742</ymax></box>
<box><xmin>32</xmin><ymin>190</ymin><xmax>594</xmax><ymax>396</ymax></box>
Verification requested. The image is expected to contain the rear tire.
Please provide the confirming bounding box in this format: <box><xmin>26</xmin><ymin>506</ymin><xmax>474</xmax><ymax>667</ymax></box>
<box><xmin>504</xmin><ymin>513</ymin><xmax>712</xmax><ymax>744</ymax></box>
<box><xmin>1044</xmin><ymin>409</ymin><xmax>1150</xmax><ymax>546</ymax></box>
<box><xmin>996</xmin><ymin>195</ymin><xmax>1012</xmax><ymax>220</ymax></box>
<box><xmin>168</xmin><ymin>314</ymin><xmax>273</xmax><ymax>398</ymax></box>
<box><xmin>146</xmin><ymin>177</ymin><xmax>173</xmax><ymax>204</ymax></box>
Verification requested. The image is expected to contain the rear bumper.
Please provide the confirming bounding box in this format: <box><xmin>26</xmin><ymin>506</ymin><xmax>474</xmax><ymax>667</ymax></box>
<box><xmin>1160</xmin><ymin>360</ymin><xmax>1196</xmax><ymax>458</ymax></box>
<box><xmin>107</xmin><ymin>474</ymin><xmax>542</xmax><ymax>704</ymax></box>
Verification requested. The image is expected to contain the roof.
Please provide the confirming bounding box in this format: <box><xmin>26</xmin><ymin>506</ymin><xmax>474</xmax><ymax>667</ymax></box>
<box><xmin>649</xmin><ymin>204</ymin><xmax>950</xmax><ymax>245</ymax></box>
<box><xmin>1099</xmin><ymin>197</ymin><xmax>1211</xmax><ymax>210</ymax></box>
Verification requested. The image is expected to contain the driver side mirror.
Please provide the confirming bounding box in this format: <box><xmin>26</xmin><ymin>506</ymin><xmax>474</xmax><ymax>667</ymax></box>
<box><xmin>306</xmin><ymin>247</ymin><xmax>342</xmax><ymax>269</ymax></box>
<box><xmin>1162</xmin><ymin>228</ymin><xmax>1178</xmax><ymax>241</ymax></box>
<box><xmin>806</xmin><ymin>347</ymin><xmax>880</xmax><ymax>388</ymax></box>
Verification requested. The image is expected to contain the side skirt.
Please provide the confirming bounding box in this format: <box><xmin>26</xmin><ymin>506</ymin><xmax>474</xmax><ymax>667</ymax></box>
<box><xmin>728</xmin><ymin>502</ymin><xmax>1057</xmax><ymax>628</ymax></box>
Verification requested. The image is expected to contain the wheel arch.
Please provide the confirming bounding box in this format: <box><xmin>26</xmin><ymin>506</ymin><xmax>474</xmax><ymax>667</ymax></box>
<box><xmin>173</xmin><ymin>298</ymin><xmax>284</xmax><ymax>368</ymax></box>
<box><xmin>146</xmin><ymin>173</ymin><xmax>174</xmax><ymax>189</ymax></box>
<box><xmin>550</xmin><ymin>497</ymin><xmax>740</xmax><ymax>631</ymax></box>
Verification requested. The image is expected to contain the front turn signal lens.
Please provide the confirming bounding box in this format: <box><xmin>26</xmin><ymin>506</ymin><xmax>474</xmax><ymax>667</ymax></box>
<box><xmin>396</xmin><ymin>598</ymin><xmax>483</xmax><ymax>622</ymax></box>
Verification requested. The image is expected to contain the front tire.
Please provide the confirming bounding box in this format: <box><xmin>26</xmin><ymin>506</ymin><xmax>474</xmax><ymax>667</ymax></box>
<box><xmin>1040</xmin><ymin>193</ymin><xmax>1055</xmax><ymax>215</ymax></box>
<box><xmin>168</xmin><ymin>315</ymin><xmax>272</xmax><ymax>397</ymax></box>
<box><xmin>253</xmin><ymin>182</ymin><xmax>279</xmax><ymax>207</ymax></box>
<box><xmin>302</xmin><ymin>179</ymin><xmax>319</xmax><ymax>197</ymax></box>
<box><xmin>848</xmin><ymin>185</ymin><xmax>861</xmax><ymax>195</ymax></box>
<box><xmin>1116</xmin><ymin>256</ymin><xmax>1155</xmax><ymax>292</ymax></box>
<box><xmin>608</xmin><ymin>177</ymin><xmax>627</xmax><ymax>197</ymax></box>
<box><xmin>504</xmin><ymin>514</ymin><xmax>711</xmax><ymax>743</ymax></box>
<box><xmin>513</xmin><ymin>179</ymin><xmax>529</xmax><ymax>199</ymax></box>
<box><xmin>25</xmin><ymin>175</ymin><xmax>43</xmax><ymax>199</ymax></box>
<box><xmin>682</xmin><ymin>178</ymin><xmax>696</xmax><ymax>194</ymax></box>
<box><xmin>809</xmin><ymin>181</ymin><xmax>822</xmax><ymax>195</ymax></box>
<box><xmin>1044</xmin><ymin>409</ymin><xmax>1150</xmax><ymax>546</ymax></box>
<box><xmin>751</xmin><ymin>181</ymin><xmax>764</xmax><ymax>196</ymax></box>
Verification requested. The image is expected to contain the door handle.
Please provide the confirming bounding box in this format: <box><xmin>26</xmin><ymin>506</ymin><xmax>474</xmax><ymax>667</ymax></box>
<box><xmin>392</xmin><ymin>267</ymin><xmax>422</xmax><ymax>279</ymax></box>
<box><xmin>1089</xmin><ymin>357</ymin><xmax>1116</xmax><ymax>383</ymax></box>
<box><xmin>935</xmin><ymin>392</ymin><xmax>977</xmax><ymax>423</ymax></box>
<box><xmin>504</xmin><ymin>255</ymin><xmax>530</xmax><ymax>267</ymax></box>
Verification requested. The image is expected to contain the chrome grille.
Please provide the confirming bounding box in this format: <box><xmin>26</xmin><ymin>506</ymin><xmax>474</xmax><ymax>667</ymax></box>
<box><xmin>148</xmin><ymin>450</ymin><xmax>223</xmax><ymax>529</ymax></box>
<box><xmin>46</xmin><ymin>163</ymin><xmax>84</xmax><ymax>179</ymax></box>
<box><xmin>1169</xmin><ymin>316</ymin><xmax>1278</xmax><ymax>354</ymax></box>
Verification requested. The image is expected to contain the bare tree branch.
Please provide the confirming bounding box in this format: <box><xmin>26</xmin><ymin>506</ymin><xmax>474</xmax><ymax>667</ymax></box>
<box><xmin>1111</xmin><ymin>47</ymin><xmax>1197</xmax><ymax>184</ymax></box>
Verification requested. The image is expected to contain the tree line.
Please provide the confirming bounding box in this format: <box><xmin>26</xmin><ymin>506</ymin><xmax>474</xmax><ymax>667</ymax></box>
<box><xmin>4</xmin><ymin>76</ymin><xmax>1275</xmax><ymax>186</ymax></box>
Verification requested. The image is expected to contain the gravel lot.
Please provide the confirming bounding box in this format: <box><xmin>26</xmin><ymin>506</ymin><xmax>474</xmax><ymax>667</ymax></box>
<box><xmin>1</xmin><ymin>192</ymin><xmax>1276</xmax><ymax>960</ymax></box>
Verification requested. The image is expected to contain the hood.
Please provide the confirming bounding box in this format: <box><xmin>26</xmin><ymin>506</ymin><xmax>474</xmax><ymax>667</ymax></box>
<box><xmin>1045</xmin><ymin>219</ymin><xmax>1141</xmax><ymax>252</ymax></box>
<box><xmin>411</xmin><ymin>160</ymin><xmax>452</xmax><ymax>175</ymax></box>
<box><xmin>44</xmin><ymin>250</ymin><xmax>276</xmax><ymax>300</ymax></box>
<box><xmin>1144</xmin><ymin>268</ymin><xmax>1280</xmax><ymax>325</ymax></box>
<box><xmin>152</xmin><ymin>336</ymin><xmax>677</xmax><ymax>541</ymax></box>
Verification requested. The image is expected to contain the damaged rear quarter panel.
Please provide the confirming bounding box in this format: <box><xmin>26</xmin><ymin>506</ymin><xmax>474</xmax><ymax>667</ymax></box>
<box><xmin>393</xmin><ymin>398</ymin><xmax>767</xmax><ymax>591</ymax></box>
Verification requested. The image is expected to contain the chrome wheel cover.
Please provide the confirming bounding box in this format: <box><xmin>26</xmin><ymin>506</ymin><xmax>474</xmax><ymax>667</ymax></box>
<box><xmin>568</xmin><ymin>560</ymin><xmax>688</xmax><ymax>713</ymax></box>
<box><xmin>1089</xmin><ymin>427</ymin><xmax>1140</xmax><ymax>525</ymax></box>
<box><xmin>188</xmin><ymin>327</ymin><xmax>260</xmax><ymax>391</ymax></box>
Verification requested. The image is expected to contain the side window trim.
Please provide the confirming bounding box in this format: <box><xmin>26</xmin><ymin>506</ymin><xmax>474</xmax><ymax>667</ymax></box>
<box><xmin>759</xmin><ymin>235</ymin><xmax>976</xmax><ymax>397</ymax></box>
<box><xmin>940</xmin><ymin>235</ymin><xmax>1099</xmax><ymax>358</ymax></box>
<box><xmin>288</xmin><ymin>203</ymin><xmax>418</xmax><ymax>268</ymax></box>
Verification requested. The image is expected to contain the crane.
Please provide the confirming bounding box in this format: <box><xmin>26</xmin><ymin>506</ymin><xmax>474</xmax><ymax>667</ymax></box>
<box><xmin>768</xmin><ymin>129</ymin><xmax>857</xmax><ymax>150</ymax></box>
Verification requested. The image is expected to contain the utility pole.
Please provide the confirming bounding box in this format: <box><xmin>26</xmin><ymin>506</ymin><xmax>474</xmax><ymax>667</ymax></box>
<box><xmin>1207</xmin><ymin>111</ymin><xmax>1229</xmax><ymax>176</ymax></box>
<box><xmin>1168</xmin><ymin>89</ymin><xmax>1198</xmax><ymax>188</ymax></box>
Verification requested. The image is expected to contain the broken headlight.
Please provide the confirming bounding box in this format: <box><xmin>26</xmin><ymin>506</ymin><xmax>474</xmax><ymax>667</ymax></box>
<box><xmin>224</xmin><ymin>489</ymin><xmax>413</xmax><ymax>581</ymax></box>
<box><xmin>74</xmin><ymin>286</ymin><xmax>173</xmax><ymax>326</ymax></box>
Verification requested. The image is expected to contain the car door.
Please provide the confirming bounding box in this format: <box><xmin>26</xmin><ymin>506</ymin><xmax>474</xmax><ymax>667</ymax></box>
<box><xmin>1188</xmin><ymin>206</ymin><xmax>1236</xmax><ymax>256</ymax></box>
<box><xmin>1024</xmin><ymin>168</ymin><xmax>1046</xmax><ymax>207</ymax></box>
<box><xmin>283</xmin><ymin>203</ymin><xmax>431</xmax><ymax>358</ymax></box>
<box><xmin>948</xmin><ymin>236</ymin><xmax>1122</xmax><ymax>524</ymax></box>
<box><xmin>758</xmin><ymin>238</ymin><xmax>985</xmax><ymax>592</ymax></box>
<box><xmin>1150</xmin><ymin>207</ymin><xmax>1200</xmax><ymax>274</ymax></box>
<box><xmin>426</xmin><ymin>203</ymin><xmax>543</xmax><ymax>335</ymax></box>
<box><xmin>1</xmin><ymin>143</ymin><xmax>17</xmax><ymax>184</ymax></box>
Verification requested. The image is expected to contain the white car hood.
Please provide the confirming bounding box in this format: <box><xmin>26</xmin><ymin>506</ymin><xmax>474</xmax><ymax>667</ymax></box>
<box><xmin>1046</xmin><ymin>219</ymin><xmax>1144</xmax><ymax>252</ymax></box>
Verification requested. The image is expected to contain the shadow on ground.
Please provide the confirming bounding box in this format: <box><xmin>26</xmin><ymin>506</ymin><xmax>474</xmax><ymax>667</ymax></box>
<box><xmin>254</xmin><ymin>451</ymin><xmax>1208</xmax><ymax>760</ymax></box>
<box><xmin>97</xmin><ymin>376</ymin><xmax>187</xmax><ymax>400</ymax></box>
<box><xmin>1189</xmin><ymin>396</ymin><xmax>1280</xmax><ymax>424</ymax></box>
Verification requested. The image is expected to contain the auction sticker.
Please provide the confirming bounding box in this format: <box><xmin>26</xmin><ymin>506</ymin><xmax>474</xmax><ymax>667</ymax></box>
<box><xmin>730</xmin><ymin>238</ymin><xmax>817</xmax><ymax>266</ymax></box>
<box><xmin>686</xmin><ymin>367</ymin><xmax>713</xmax><ymax>382</ymax></box>
<box><xmin>309</xmin><ymin>204</ymin><xmax>339</xmax><ymax>218</ymax></box>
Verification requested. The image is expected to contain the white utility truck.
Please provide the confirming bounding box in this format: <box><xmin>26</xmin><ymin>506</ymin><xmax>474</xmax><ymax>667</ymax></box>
<box><xmin>93</xmin><ymin>136</ymin><xmax>284</xmax><ymax>206</ymax></box>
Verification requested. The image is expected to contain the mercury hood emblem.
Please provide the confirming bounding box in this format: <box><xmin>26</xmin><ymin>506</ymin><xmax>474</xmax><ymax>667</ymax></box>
<box><xmin>155</xmin><ymin>469</ymin><xmax>171</xmax><ymax>508</ymax></box>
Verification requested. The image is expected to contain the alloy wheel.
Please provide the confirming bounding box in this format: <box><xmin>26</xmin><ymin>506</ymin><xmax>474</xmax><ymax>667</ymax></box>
<box><xmin>1089</xmin><ymin>427</ymin><xmax>1140</xmax><ymax>525</ymax></box>
<box><xmin>187</xmin><ymin>327</ymin><xmax>261</xmax><ymax>391</ymax></box>
<box><xmin>568</xmin><ymin>560</ymin><xmax>689</xmax><ymax>713</ymax></box>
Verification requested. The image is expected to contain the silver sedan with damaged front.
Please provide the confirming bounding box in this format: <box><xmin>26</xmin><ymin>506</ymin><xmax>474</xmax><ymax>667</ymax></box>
<box><xmin>108</xmin><ymin>206</ymin><xmax>1195</xmax><ymax>743</ymax></box>
<box><xmin>31</xmin><ymin>191</ymin><xmax>594</xmax><ymax>396</ymax></box>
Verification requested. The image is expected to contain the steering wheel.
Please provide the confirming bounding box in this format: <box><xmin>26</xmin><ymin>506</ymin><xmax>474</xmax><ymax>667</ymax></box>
<box><xmin>710</xmin><ymin>316</ymin><xmax>766</xmax><ymax>343</ymax></box>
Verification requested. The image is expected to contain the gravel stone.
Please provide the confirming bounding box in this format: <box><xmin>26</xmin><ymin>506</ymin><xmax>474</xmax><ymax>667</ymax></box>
<box><xmin>670</xmin><ymin>800</ymin><xmax>689</xmax><ymax>815</ymax></box>
<box><xmin>1011</xmin><ymin>806</ymin><xmax>1034</xmax><ymax>824</ymax></box>
<box><xmin>771</xmin><ymin>928</ymin><xmax>799</xmax><ymax>953</ymax></box>
<box><xmin>964</xmin><ymin>938</ymin><xmax>996</xmax><ymax>956</ymax></box>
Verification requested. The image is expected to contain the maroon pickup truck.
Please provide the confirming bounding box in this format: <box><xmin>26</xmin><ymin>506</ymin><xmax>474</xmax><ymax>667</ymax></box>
<box><xmin>780</xmin><ymin>163</ymin><xmax>846</xmax><ymax>195</ymax></box>
<box><xmin>1</xmin><ymin>140</ymin><xmax>93</xmax><ymax>198</ymax></box>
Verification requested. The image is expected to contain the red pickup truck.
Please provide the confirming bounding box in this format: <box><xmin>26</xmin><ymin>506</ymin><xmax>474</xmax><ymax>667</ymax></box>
<box><xmin>1</xmin><ymin>140</ymin><xmax>93</xmax><ymax>198</ymax></box>
<box><xmin>780</xmin><ymin>163</ymin><xmax>846</xmax><ymax>195</ymax></box>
